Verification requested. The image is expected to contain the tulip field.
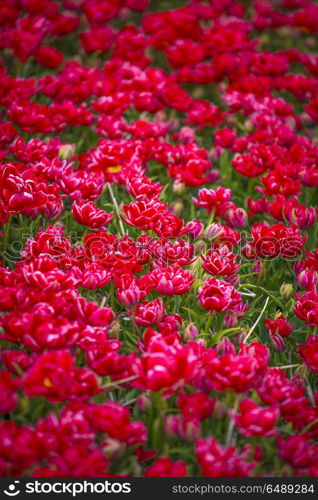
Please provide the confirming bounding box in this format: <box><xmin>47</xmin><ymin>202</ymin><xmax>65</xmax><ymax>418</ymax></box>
<box><xmin>1</xmin><ymin>0</ymin><xmax>318</xmax><ymax>478</ymax></box>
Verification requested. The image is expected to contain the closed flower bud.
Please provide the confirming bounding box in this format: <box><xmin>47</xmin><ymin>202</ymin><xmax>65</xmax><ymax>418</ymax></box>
<box><xmin>102</xmin><ymin>439</ymin><xmax>126</xmax><ymax>460</ymax></box>
<box><xmin>58</xmin><ymin>144</ymin><xmax>75</xmax><ymax>160</ymax></box>
<box><xmin>137</xmin><ymin>394</ymin><xmax>152</xmax><ymax>411</ymax></box>
<box><xmin>233</xmin><ymin>331</ymin><xmax>247</xmax><ymax>343</ymax></box>
<box><xmin>216</xmin><ymin>337</ymin><xmax>236</xmax><ymax>355</ymax></box>
<box><xmin>226</xmin><ymin>207</ymin><xmax>248</xmax><ymax>228</ymax></box>
<box><xmin>177</xmin><ymin>126</ymin><xmax>195</xmax><ymax>143</ymax></box>
<box><xmin>193</xmin><ymin>86</ymin><xmax>204</xmax><ymax>99</ymax></box>
<box><xmin>170</xmin><ymin>200</ymin><xmax>184</xmax><ymax>217</ymax></box>
<box><xmin>270</xmin><ymin>332</ymin><xmax>286</xmax><ymax>352</ymax></box>
<box><xmin>280</xmin><ymin>283</ymin><xmax>294</xmax><ymax>299</ymax></box>
<box><xmin>173</xmin><ymin>180</ymin><xmax>186</xmax><ymax>195</ymax></box>
<box><xmin>184</xmin><ymin>323</ymin><xmax>199</xmax><ymax>341</ymax></box>
<box><xmin>164</xmin><ymin>415</ymin><xmax>180</xmax><ymax>438</ymax></box>
<box><xmin>194</xmin><ymin>239</ymin><xmax>206</xmax><ymax>254</ymax></box>
<box><xmin>252</xmin><ymin>260</ymin><xmax>263</xmax><ymax>274</ymax></box>
<box><xmin>223</xmin><ymin>313</ymin><xmax>238</xmax><ymax>328</ymax></box>
<box><xmin>183</xmin><ymin>418</ymin><xmax>201</xmax><ymax>441</ymax></box>
<box><xmin>185</xmin><ymin>219</ymin><xmax>204</xmax><ymax>239</ymax></box>
<box><xmin>213</xmin><ymin>400</ymin><xmax>227</xmax><ymax>419</ymax></box>
<box><xmin>107</xmin><ymin>321</ymin><xmax>121</xmax><ymax>338</ymax></box>
<box><xmin>205</xmin><ymin>223</ymin><xmax>223</xmax><ymax>240</ymax></box>
<box><xmin>164</xmin><ymin>415</ymin><xmax>200</xmax><ymax>441</ymax></box>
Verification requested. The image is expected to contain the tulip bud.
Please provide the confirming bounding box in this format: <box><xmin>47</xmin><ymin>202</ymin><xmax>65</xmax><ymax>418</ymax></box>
<box><xmin>182</xmin><ymin>419</ymin><xmax>201</xmax><ymax>441</ymax></box>
<box><xmin>178</xmin><ymin>126</ymin><xmax>195</xmax><ymax>143</ymax></box>
<box><xmin>194</xmin><ymin>239</ymin><xmax>206</xmax><ymax>254</ymax></box>
<box><xmin>205</xmin><ymin>223</ymin><xmax>223</xmax><ymax>240</ymax></box>
<box><xmin>254</xmin><ymin>444</ymin><xmax>264</xmax><ymax>462</ymax></box>
<box><xmin>260</xmin><ymin>34</ymin><xmax>270</xmax><ymax>44</ymax></box>
<box><xmin>241</xmin><ymin>443</ymin><xmax>263</xmax><ymax>462</ymax></box>
<box><xmin>137</xmin><ymin>394</ymin><xmax>152</xmax><ymax>411</ymax></box>
<box><xmin>234</xmin><ymin>331</ymin><xmax>247</xmax><ymax>343</ymax></box>
<box><xmin>154</xmin><ymin>110</ymin><xmax>167</xmax><ymax>121</ymax></box>
<box><xmin>270</xmin><ymin>332</ymin><xmax>286</xmax><ymax>352</ymax></box>
<box><xmin>164</xmin><ymin>415</ymin><xmax>200</xmax><ymax>441</ymax></box>
<box><xmin>213</xmin><ymin>400</ymin><xmax>227</xmax><ymax>419</ymax></box>
<box><xmin>170</xmin><ymin>200</ymin><xmax>184</xmax><ymax>217</ymax></box>
<box><xmin>173</xmin><ymin>180</ymin><xmax>186</xmax><ymax>196</ymax></box>
<box><xmin>118</xmin><ymin>6</ymin><xmax>130</xmax><ymax>20</ymax></box>
<box><xmin>223</xmin><ymin>313</ymin><xmax>238</xmax><ymax>329</ymax></box>
<box><xmin>252</xmin><ymin>260</ymin><xmax>264</xmax><ymax>274</ymax></box>
<box><xmin>300</xmin><ymin>112</ymin><xmax>314</xmax><ymax>127</ymax></box>
<box><xmin>42</xmin><ymin>200</ymin><xmax>63</xmax><ymax>220</ymax></box>
<box><xmin>226</xmin><ymin>207</ymin><xmax>248</xmax><ymax>228</ymax></box>
<box><xmin>244</xmin><ymin>119</ymin><xmax>254</xmax><ymax>132</ymax></box>
<box><xmin>103</xmin><ymin>439</ymin><xmax>126</xmax><ymax>460</ymax></box>
<box><xmin>192</xmin><ymin>86</ymin><xmax>204</xmax><ymax>99</ymax></box>
<box><xmin>186</xmin><ymin>220</ymin><xmax>204</xmax><ymax>239</ymax></box>
<box><xmin>280</xmin><ymin>283</ymin><xmax>294</xmax><ymax>299</ymax></box>
<box><xmin>164</xmin><ymin>415</ymin><xmax>180</xmax><ymax>438</ymax></box>
<box><xmin>208</xmin><ymin>169</ymin><xmax>219</xmax><ymax>183</ymax></box>
<box><xmin>305</xmin><ymin>37</ymin><xmax>316</xmax><ymax>49</ymax></box>
<box><xmin>184</xmin><ymin>323</ymin><xmax>199</xmax><ymax>341</ymax></box>
<box><xmin>58</xmin><ymin>144</ymin><xmax>75</xmax><ymax>160</ymax></box>
<box><xmin>215</xmin><ymin>128</ymin><xmax>236</xmax><ymax>148</ymax></box>
<box><xmin>196</xmin><ymin>337</ymin><xmax>206</xmax><ymax>346</ymax></box>
<box><xmin>208</xmin><ymin>147</ymin><xmax>221</xmax><ymax>162</ymax></box>
<box><xmin>107</xmin><ymin>321</ymin><xmax>121</xmax><ymax>338</ymax></box>
<box><xmin>216</xmin><ymin>337</ymin><xmax>236</xmax><ymax>356</ymax></box>
<box><xmin>169</xmin><ymin>118</ymin><xmax>180</xmax><ymax>132</ymax></box>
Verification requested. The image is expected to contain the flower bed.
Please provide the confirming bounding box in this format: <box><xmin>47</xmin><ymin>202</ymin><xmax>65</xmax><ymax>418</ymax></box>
<box><xmin>0</xmin><ymin>0</ymin><xmax>318</xmax><ymax>477</ymax></box>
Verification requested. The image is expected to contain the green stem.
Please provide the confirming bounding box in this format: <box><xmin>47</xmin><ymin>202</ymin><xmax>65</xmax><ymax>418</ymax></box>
<box><xmin>130</xmin><ymin>305</ymin><xmax>142</xmax><ymax>337</ymax></box>
<box><xmin>225</xmin><ymin>394</ymin><xmax>241</xmax><ymax>447</ymax></box>
<box><xmin>110</xmin><ymin>279</ymin><xmax>115</xmax><ymax>311</ymax></box>
<box><xmin>205</xmin><ymin>313</ymin><xmax>214</xmax><ymax>333</ymax></box>
<box><xmin>107</xmin><ymin>183</ymin><xmax>126</xmax><ymax>237</ymax></box>
<box><xmin>207</xmin><ymin>207</ymin><xmax>216</xmax><ymax>226</ymax></box>
<box><xmin>2</xmin><ymin>214</ymin><xmax>12</xmax><ymax>263</ymax></box>
<box><xmin>15</xmin><ymin>59</ymin><xmax>23</xmax><ymax>77</ymax></box>
<box><xmin>256</xmin><ymin>259</ymin><xmax>267</xmax><ymax>288</ymax></box>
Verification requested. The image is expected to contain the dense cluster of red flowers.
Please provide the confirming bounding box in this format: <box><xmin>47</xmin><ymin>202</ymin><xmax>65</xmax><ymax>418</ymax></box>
<box><xmin>1</xmin><ymin>0</ymin><xmax>318</xmax><ymax>478</ymax></box>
